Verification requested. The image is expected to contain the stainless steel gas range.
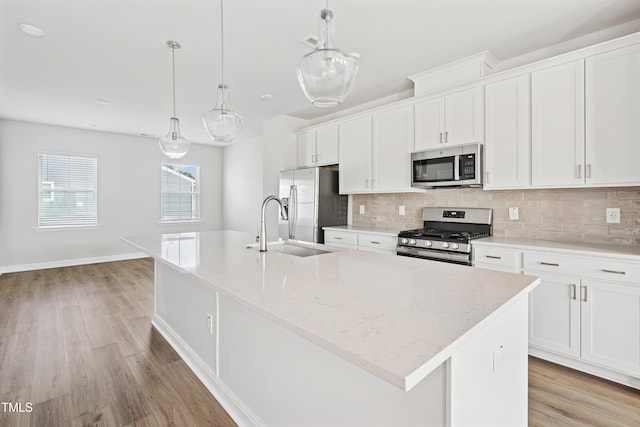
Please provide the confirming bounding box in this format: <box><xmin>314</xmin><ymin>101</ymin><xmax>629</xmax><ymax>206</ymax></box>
<box><xmin>396</xmin><ymin>207</ymin><xmax>492</xmax><ymax>265</ymax></box>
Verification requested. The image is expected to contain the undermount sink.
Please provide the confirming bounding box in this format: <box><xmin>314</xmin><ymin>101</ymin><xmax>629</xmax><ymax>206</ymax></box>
<box><xmin>247</xmin><ymin>241</ymin><xmax>332</xmax><ymax>257</ymax></box>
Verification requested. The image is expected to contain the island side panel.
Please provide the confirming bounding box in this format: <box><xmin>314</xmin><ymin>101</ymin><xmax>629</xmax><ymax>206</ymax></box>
<box><xmin>218</xmin><ymin>293</ymin><xmax>447</xmax><ymax>427</ymax></box>
<box><xmin>448</xmin><ymin>295</ymin><xmax>529</xmax><ymax>427</ymax></box>
<box><xmin>154</xmin><ymin>261</ymin><xmax>218</xmax><ymax>376</ymax></box>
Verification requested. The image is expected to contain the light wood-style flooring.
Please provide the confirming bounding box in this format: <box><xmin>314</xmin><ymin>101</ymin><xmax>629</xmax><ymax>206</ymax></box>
<box><xmin>1</xmin><ymin>259</ymin><xmax>639</xmax><ymax>426</ymax></box>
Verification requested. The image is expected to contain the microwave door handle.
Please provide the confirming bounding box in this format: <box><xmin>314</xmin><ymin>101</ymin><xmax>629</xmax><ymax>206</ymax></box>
<box><xmin>454</xmin><ymin>155</ymin><xmax>460</xmax><ymax>181</ymax></box>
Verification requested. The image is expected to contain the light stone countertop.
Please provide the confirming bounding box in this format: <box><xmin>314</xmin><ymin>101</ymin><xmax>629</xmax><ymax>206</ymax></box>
<box><xmin>323</xmin><ymin>224</ymin><xmax>403</xmax><ymax>236</ymax></box>
<box><xmin>123</xmin><ymin>230</ymin><xmax>539</xmax><ymax>391</ymax></box>
<box><xmin>473</xmin><ymin>236</ymin><xmax>640</xmax><ymax>261</ymax></box>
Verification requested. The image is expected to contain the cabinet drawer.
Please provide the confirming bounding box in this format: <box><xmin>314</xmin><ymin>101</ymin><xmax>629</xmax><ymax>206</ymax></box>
<box><xmin>357</xmin><ymin>233</ymin><xmax>397</xmax><ymax>251</ymax></box>
<box><xmin>524</xmin><ymin>252</ymin><xmax>640</xmax><ymax>285</ymax></box>
<box><xmin>473</xmin><ymin>246</ymin><xmax>519</xmax><ymax>270</ymax></box>
<box><xmin>325</xmin><ymin>230</ymin><xmax>357</xmax><ymax>247</ymax></box>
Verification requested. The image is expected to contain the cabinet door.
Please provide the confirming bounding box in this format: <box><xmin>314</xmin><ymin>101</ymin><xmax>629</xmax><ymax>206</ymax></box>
<box><xmin>315</xmin><ymin>124</ymin><xmax>339</xmax><ymax>166</ymax></box>
<box><xmin>586</xmin><ymin>45</ymin><xmax>640</xmax><ymax>186</ymax></box>
<box><xmin>414</xmin><ymin>97</ymin><xmax>444</xmax><ymax>150</ymax></box>
<box><xmin>580</xmin><ymin>279</ymin><xmax>640</xmax><ymax>377</ymax></box>
<box><xmin>372</xmin><ymin>105</ymin><xmax>413</xmax><ymax>192</ymax></box>
<box><xmin>339</xmin><ymin>116</ymin><xmax>372</xmax><ymax>194</ymax></box>
<box><xmin>527</xmin><ymin>271</ymin><xmax>581</xmax><ymax>358</ymax></box>
<box><xmin>484</xmin><ymin>75</ymin><xmax>531</xmax><ymax>189</ymax></box>
<box><xmin>445</xmin><ymin>87</ymin><xmax>483</xmax><ymax>145</ymax></box>
<box><xmin>531</xmin><ymin>60</ymin><xmax>585</xmax><ymax>187</ymax></box>
<box><xmin>296</xmin><ymin>131</ymin><xmax>316</xmax><ymax>167</ymax></box>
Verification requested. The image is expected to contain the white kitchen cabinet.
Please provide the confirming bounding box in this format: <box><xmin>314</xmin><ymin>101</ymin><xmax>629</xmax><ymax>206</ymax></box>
<box><xmin>484</xmin><ymin>74</ymin><xmax>531</xmax><ymax>189</ymax></box>
<box><xmin>338</xmin><ymin>105</ymin><xmax>414</xmax><ymax>194</ymax></box>
<box><xmin>296</xmin><ymin>124</ymin><xmax>339</xmax><ymax>168</ymax></box>
<box><xmin>580</xmin><ymin>279</ymin><xmax>640</xmax><ymax>377</ymax></box>
<box><xmin>473</xmin><ymin>245</ymin><xmax>521</xmax><ymax>272</ymax></box>
<box><xmin>526</xmin><ymin>271</ymin><xmax>582</xmax><ymax>358</ymax></box>
<box><xmin>324</xmin><ymin>227</ymin><xmax>397</xmax><ymax>255</ymax></box>
<box><xmin>531</xmin><ymin>59</ymin><xmax>585</xmax><ymax>187</ymax></box>
<box><xmin>585</xmin><ymin>44</ymin><xmax>640</xmax><ymax>186</ymax></box>
<box><xmin>414</xmin><ymin>86</ymin><xmax>483</xmax><ymax>151</ymax></box>
<box><xmin>338</xmin><ymin>116</ymin><xmax>371</xmax><ymax>193</ymax></box>
<box><xmin>372</xmin><ymin>104</ymin><xmax>413</xmax><ymax>193</ymax></box>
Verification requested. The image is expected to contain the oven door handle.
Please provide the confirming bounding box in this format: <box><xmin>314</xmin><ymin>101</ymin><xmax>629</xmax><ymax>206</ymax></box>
<box><xmin>396</xmin><ymin>245</ymin><xmax>471</xmax><ymax>265</ymax></box>
<box><xmin>454</xmin><ymin>154</ymin><xmax>460</xmax><ymax>181</ymax></box>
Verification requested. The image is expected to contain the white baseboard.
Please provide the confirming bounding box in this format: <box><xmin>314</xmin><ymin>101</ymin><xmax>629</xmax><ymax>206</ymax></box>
<box><xmin>151</xmin><ymin>314</ymin><xmax>264</xmax><ymax>427</ymax></box>
<box><xmin>0</xmin><ymin>252</ymin><xmax>149</xmax><ymax>275</ymax></box>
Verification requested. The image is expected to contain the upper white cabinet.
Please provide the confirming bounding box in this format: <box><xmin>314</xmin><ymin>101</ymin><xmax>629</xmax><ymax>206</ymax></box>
<box><xmin>531</xmin><ymin>59</ymin><xmax>585</xmax><ymax>187</ymax></box>
<box><xmin>339</xmin><ymin>116</ymin><xmax>371</xmax><ymax>193</ymax></box>
<box><xmin>339</xmin><ymin>105</ymin><xmax>414</xmax><ymax>194</ymax></box>
<box><xmin>484</xmin><ymin>75</ymin><xmax>531</xmax><ymax>189</ymax></box>
<box><xmin>296</xmin><ymin>124</ymin><xmax>339</xmax><ymax>167</ymax></box>
<box><xmin>414</xmin><ymin>86</ymin><xmax>483</xmax><ymax>151</ymax></box>
<box><xmin>372</xmin><ymin>105</ymin><xmax>413</xmax><ymax>192</ymax></box>
<box><xmin>585</xmin><ymin>44</ymin><xmax>640</xmax><ymax>186</ymax></box>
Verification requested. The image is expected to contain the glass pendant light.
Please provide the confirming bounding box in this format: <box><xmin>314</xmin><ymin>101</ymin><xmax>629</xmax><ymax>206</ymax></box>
<box><xmin>202</xmin><ymin>0</ymin><xmax>243</xmax><ymax>143</ymax></box>
<box><xmin>297</xmin><ymin>2</ymin><xmax>360</xmax><ymax>108</ymax></box>
<box><xmin>159</xmin><ymin>41</ymin><xmax>190</xmax><ymax>159</ymax></box>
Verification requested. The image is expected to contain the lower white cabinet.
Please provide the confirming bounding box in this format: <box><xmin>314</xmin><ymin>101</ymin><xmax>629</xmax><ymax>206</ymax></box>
<box><xmin>325</xmin><ymin>228</ymin><xmax>397</xmax><ymax>255</ymax></box>
<box><xmin>474</xmin><ymin>240</ymin><xmax>640</xmax><ymax>388</ymax></box>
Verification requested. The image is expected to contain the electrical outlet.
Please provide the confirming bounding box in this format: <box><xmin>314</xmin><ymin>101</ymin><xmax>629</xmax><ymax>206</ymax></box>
<box><xmin>206</xmin><ymin>313</ymin><xmax>214</xmax><ymax>335</ymax></box>
<box><xmin>399</xmin><ymin>205</ymin><xmax>405</xmax><ymax>216</ymax></box>
<box><xmin>359</xmin><ymin>205</ymin><xmax>365</xmax><ymax>215</ymax></box>
<box><xmin>508</xmin><ymin>207</ymin><xmax>519</xmax><ymax>221</ymax></box>
<box><xmin>606</xmin><ymin>208</ymin><xmax>621</xmax><ymax>224</ymax></box>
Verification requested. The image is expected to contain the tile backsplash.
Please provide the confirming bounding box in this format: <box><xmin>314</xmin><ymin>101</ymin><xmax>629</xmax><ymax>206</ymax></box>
<box><xmin>351</xmin><ymin>187</ymin><xmax>640</xmax><ymax>246</ymax></box>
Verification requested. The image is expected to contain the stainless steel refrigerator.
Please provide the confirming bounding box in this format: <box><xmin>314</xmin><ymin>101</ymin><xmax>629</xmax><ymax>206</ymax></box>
<box><xmin>278</xmin><ymin>166</ymin><xmax>348</xmax><ymax>244</ymax></box>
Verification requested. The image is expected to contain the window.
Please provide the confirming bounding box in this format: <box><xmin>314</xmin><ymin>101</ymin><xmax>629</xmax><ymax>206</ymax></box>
<box><xmin>37</xmin><ymin>153</ymin><xmax>98</xmax><ymax>228</ymax></box>
<box><xmin>161</xmin><ymin>163</ymin><xmax>200</xmax><ymax>222</ymax></box>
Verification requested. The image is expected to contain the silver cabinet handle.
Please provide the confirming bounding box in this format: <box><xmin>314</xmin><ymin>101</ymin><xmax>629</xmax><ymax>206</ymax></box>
<box><xmin>485</xmin><ymin>255</ymin><xmax>502</xmax><ymax>260</ymax></box>
<box><xmin>316</xmin><ymin>153</ymin><xmax>320</xmax><ymax>162</ymax></box>
<box><xmin>602</xmin><ymin>269</ymin><xmax>626</xmax><ymax>275</ymax></box>
<box><xmin>370</xmin><ymin>241</ymin><xmax>381</xmax><ymax>245</ymax></box>
<box><xmin>576</xmin><ymin>165</ymin><xmax>582</xmax><ymax>179</ymax></box>
<box><xmin>365</xmin><ymin>179</ymin><xmax>369</xmax><ymax>188</ymax></box>
<box><xmin>486</xmin><ymin>171</ymin><xmax>490</xmax><ymax>184</ymax></box>
<box><xmin>586</xmin><ymin>164</ymin><xmax>591</xmax><ymax>179</ymax></box>
<box><xmin>439</xmin><ymin>132</ymin><xmax>444</xmax><ymax>144</ymax></box>
<box><xmin>334</xmin><ymin>236</ymin><xmax>343</xmax><ymax>240</ymax></box>
<box><xmin>540</xmin><ymin>262</ymin><xmax>560</xmax><ymax>267</ymax></box>
<box><xmin>444</xmin><ymin>131</ymin><xmax>448</xmax><ymax>143</ymax></box>
<box><xmin>570</xmin><ymin>284</ymin><xmax>577</xmax><ymax>300</ymax></box>
<box><xmin>581</xmin><ymin>286</ymin><xmax>588</xmax><ymax>302</ymax></box>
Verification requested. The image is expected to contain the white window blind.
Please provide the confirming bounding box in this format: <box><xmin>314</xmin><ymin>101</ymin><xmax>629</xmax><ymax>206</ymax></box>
<box><xmin>161</xmin><ymin>164</ymin><xmax>200</xmax><ymax>222</ymax></box>
<box><xmin>38</xmin><ymin>153</ymin><xmax>98</xmax><ymax>228</ymax></box>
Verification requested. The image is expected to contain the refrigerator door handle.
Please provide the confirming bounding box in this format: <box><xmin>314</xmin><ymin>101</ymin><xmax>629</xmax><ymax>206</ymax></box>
<box><xmin>289</xmin><ymin>185</ymin><xmax>298</xmax><ymax>239</ymax></box>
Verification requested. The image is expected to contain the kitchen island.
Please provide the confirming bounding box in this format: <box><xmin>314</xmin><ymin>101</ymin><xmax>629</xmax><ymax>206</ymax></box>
<box><xmin>123</xmin><ymin>230</ymin><xmax>539</xmax><ymax>427</ymax></box>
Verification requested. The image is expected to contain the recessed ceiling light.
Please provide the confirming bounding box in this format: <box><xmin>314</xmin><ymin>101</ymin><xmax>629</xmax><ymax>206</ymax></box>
<box><xmin>18</xmin><ymin>23</ymin><xmax>45</xmax><ymax>38</ymax></box>
<box><xmin>95</xmin><ymin>98</ymin><xmax>111</xmax><ymax>105</ymax></box>
<box><xmin>260</xmin><ymin>93</ymin><xmax>275</xmax><ymax>101</ymax></box>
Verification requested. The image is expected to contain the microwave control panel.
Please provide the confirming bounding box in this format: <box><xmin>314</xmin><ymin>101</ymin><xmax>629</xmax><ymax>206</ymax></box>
<box><xmin>459</xmin><ymin>154</ymin><xmax>476</xmax><ymax>179</ymax></box>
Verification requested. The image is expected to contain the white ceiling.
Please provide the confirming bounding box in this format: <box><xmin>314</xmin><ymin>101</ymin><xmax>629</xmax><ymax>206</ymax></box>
<box><xmin>2</xmin><ymin>0</ymin><xmax>640</xmax><ymax>146</ymax></box>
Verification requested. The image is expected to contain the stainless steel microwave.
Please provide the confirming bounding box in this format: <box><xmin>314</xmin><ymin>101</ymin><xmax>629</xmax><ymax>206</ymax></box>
<box><xmin>411</xmin><ymin>143</ymin><xmax>483</xmax><ymax>188</ymax></box>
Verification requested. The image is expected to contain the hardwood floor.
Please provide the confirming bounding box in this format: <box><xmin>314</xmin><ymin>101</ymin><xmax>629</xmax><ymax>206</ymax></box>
<box><xmin>0</xmin><ymin>259</ymin><xmax>236</xmax><ymax>427</ymax></box>
<box><xmin>1</xmin><ymin>259</ymin><xmax>640</xmax><ymax>426</ymax></box>
<box><xmin>529</xmin><ymin>356</ymin><xmax>640</xmax><ymax>426</ymax></box>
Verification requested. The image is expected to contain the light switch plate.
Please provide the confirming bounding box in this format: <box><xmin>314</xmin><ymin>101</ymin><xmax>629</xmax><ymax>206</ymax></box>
<box><xmin>508</xmin><ymin>207</ymin><xmax>519</xmax><ymax>221</ymax></box>
<box><xmin>359</xmin><ymin>205</ymin><xmax>365</xmax><ymax>215</ymax></box>
<box><xmin>399</xmin><ymin>205</ymin><xmax>405</xmax><ymax>216</ymax></box>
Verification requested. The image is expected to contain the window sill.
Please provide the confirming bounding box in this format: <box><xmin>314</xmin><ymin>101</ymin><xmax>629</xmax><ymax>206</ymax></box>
<box><xmin>33</xmin><ymin>224</ymin><xmax>103</xmax><ymax>232</ymax></box>
<box><xmin>157</xmin><ymin>220</ymin><xmax>202</xmax><ymax>225</ymax></box>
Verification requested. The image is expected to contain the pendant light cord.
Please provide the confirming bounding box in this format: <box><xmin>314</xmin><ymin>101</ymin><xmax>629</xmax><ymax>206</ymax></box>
<box><xmin>220</xmin><ymin>0</ymin><xmax>225</xmax><ymax>85</ymax></box>
<box><xmin>171</xmin><ymin>45</ymin><xmax>176</xmax><ymax>117</ymax></box>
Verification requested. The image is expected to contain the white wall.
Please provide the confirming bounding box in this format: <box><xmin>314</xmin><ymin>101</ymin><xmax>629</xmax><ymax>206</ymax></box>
<box><xmin>0</xmin><ymin>119</ymin><xmax>223</xmax><ymax>271</ymax></box>
<box><xmin>222</xmin><ymin>136</ymin><xmax>263</xmax><ymax>235</ymax></box>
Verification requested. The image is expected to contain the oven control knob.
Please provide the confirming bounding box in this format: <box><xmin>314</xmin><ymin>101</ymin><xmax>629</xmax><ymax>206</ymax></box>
<box><xmin>451</xmin><ymin>243</ymin><xmax>459</xmax><ymax>250</ymax></box>
<box><xmin>400</xmin><ymin>238</ymin><xmax>408</xmax><ymax>245</ymax></box>
<box><xmin>408</xmin><ymin>239</ymin><xmax>417</xmax><ymax>245</ymax></box>
<box><xmin>441</xmin><ymin>242</ymin><xmax>450</xmax><ymax>249</ymax></box>
<box><xmin>424</xmin><ymin>241</ymin><xmax>432</xmax><ymax>247</ymax></box>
